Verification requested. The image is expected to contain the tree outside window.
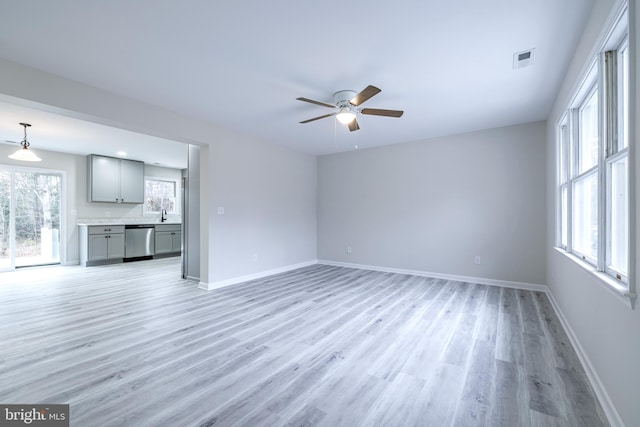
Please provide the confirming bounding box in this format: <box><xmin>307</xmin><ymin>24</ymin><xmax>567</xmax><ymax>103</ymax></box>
<box><xmin>144</xmin><ymin>179</ymin><xmax>177</xmax><ymax>214</ymax></box>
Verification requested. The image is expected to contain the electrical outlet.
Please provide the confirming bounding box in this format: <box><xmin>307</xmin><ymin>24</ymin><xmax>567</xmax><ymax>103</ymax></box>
<box><xmin>474</xmin><ymin>256</ymin><xmax>481</xmax><ymax>265</ymax></box>
<box><xmin>105</xmin><ymin>211</ymin><xmax>111</xmax><ymax>217</ymax></box>
<box><xmin>217</xmin><ymin>207</ymin><xmax>225</xmax><ymax>215</ymax></box>
<box><xmin>347</xmin><ymin>246</ymin><xmax>352</xmax><ymax>254</ymax></box>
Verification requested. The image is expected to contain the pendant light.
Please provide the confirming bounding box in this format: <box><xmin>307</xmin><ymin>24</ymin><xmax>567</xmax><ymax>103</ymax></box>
<box><xmin>8</xmin><ymin>123</ymin><xmax>41</xmax><ymax>162</ymax></box>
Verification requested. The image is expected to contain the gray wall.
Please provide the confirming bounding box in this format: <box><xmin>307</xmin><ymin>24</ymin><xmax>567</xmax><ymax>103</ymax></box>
<box><xmin>545</xmin><ymin>0</ymin><xmax>640</xmax><ymax>426</ymax></box>
<box><xmin>206</xmin><ymin>129</ymin><xmax>317</xmax><ymax>284</ymax></box>
<box><xmin>318</xmin><ymin>121</ymin><xmax>546</xmax><ymax>285</ymax></box>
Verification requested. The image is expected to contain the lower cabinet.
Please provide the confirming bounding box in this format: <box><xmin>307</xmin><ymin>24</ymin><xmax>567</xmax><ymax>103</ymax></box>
<box><xmin>79</xmin><ymin>223</ymin><xmax>182</xmax><ymax>266</ymax></box>
<box><xmin>80</xmin><ymin>225</ymin><xmax>125</xmax><ymax>266</ymax></box>
<box><xmin>154</xmin><ymin>224</ymin><xmax>182</xmax><ymax>257</ymax></box>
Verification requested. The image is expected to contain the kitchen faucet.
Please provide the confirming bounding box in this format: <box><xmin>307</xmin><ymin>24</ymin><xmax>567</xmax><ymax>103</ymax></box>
<box><xmin>161</xmin><ymin>209</ymin><xmax>167</xmax><ymax>222</ymax></box>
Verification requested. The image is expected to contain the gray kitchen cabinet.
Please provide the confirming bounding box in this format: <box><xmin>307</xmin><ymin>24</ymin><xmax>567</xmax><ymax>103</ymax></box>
<box><xmin>154</xmin><ymin>224</ymin><xmax>182</xmax><ymax>256</ymax></box>
<box><xmin>80</xmin><ymin>225</ymin><xmax>125</xmax><ymax>266</ymax></box>
<box><xmin>88</xmin><ymin>155</ymin><xmax>144</xmax><ymax>204</ymax></box>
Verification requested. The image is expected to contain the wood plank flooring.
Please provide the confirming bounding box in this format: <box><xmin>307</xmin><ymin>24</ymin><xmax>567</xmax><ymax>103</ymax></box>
<box><xmin>0</xmin><ymin>259</ymin><xmax>608</xmax><ymax>426</ymax></box>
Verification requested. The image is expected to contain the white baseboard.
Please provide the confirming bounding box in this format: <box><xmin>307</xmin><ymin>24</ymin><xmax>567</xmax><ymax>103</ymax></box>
<box><xmin>545</xmin><ymin>291</ymin><xmax>624</xmax><ymax>427</ymax></box>
<box><xmin>317</xmin><ymin>259</ymin><xmax>548</xmax><ymax>292</ymax></box>
<box><xmin>198</xmin><ymin>260</ymin><xmax>317</xmax><ymax>291</ymax></box>
<box><xmin>195</xmin><ymin>257</ymin><xmax>621</xmax><ymax>425</ymax></box>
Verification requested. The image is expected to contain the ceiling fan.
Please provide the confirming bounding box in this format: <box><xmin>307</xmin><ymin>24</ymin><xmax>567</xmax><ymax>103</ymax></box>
<box><xmin>296</xmin><ymin>85</ymin><xmax>403</xmax><ymax>132</ymax></box>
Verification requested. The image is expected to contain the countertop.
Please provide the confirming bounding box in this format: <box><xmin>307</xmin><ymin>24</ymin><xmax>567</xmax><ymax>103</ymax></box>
<box><xmin>77</xmin><ymin>218</ymin><xmax>182</xmax><ymax>226</ymax></box>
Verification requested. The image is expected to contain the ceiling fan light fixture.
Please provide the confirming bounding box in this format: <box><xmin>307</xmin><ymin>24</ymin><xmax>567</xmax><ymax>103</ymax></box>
<box><xmin>336</xmin><ymin>108</ymin><xmax>356</xmax><ymax>124</ymax></box>
<box><xmin>8</xmin><ymin>123</ymin><xmax>42</xmax><ymax>162</ymax></box>
<box><xmin>297</xmin><ymin>85</ymin><xmax>403</xmax><ymax>132</ymax></box>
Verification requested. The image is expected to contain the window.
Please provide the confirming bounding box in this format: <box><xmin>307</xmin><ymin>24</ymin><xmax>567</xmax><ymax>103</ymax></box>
<box><xmin>619</xmin><ymin>42</ymin><xmax>629</xmax><ymax>149</ymax></box>
<box><xmin>144</xmin><ymin>178</ymin><xmax>177</xmax><ymax>215</ymax></box>
<box><xmin>559</xmin><ymin>120</ymin><xmax>569</xmax><ymax>249</ymax></box>
<box><xmin>556</xmin><ymin>11</ymin><xmax>629</xmax><ymax>289</ymax></box>
<box><xmin>605</xmin><ymin>36</ymin><xmax>629</xmax><ymax>282</ymax></box>
<box><xmin>609</xmin><ymin>155</ymin><xmax>628</xmax><ymax>276</ymax></box>
<box><xmin>578</xmin><ymin>88</ymin><xmax>599</xmax><ymax>174</ymax></box>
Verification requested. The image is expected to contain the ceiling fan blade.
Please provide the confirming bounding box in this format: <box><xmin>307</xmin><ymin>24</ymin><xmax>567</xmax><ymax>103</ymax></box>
<box><xmin>361</xmin><ymin>108</ymin><xmax>404</xmax><ymax>118</ymax></box>
<box><xmin>300</xmin><ymin>113</ymin><xmax>336</xmax><ymax>123</ymax></box>
<box><xmin>350</xmin><ymin>85</ymin><xmax>381</xmax><ymax>106</ymax></box>
<box><xmin>296</xmin><ymin>97</ymin><xmax>336</xmax><ymax>109</ymax></box>
<box><xmin>348</xmin><ymin>118</ymin><xmax>360</xmax><ymax>132</ymax></box>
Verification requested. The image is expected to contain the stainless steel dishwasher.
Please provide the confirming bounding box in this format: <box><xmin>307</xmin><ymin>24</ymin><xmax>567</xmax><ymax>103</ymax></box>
<box><xmin>124</xmin><ymin>224</ymin><xmax>155</xmax><ymax>260</ymax></box>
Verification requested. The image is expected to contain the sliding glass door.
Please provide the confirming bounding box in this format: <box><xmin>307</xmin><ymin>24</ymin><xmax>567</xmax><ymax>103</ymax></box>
<box><xmin>0</xmin><ymin>166</ymin><xmax>62</xmax><ymax>271</ymax></box>
<box><xmin>0</xmin><ymin>170</ymin><xmax>10</xmax><ymax>270</ymax></box>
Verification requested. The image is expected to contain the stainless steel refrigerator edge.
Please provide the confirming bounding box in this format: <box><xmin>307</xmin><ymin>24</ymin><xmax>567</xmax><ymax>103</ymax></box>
<box><xmin>182</xmin><ymin>144</ymin><xmax>200</xmax><ymax>281</ymax></box>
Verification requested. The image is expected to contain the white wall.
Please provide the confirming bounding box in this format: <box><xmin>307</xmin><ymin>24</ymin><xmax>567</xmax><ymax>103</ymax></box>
<box><xmin>545</xmin><ymin>0</ymin><xmax>640</xmax><ymax>426</ymax></box>
<box><xmin>318</xmin><ymin>121</ymin><xmax>547</xmax><ymax>286</ymax></box>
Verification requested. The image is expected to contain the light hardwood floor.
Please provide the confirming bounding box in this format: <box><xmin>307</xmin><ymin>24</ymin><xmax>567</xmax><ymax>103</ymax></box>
<box><xmin>0</xmin><ymin>259</ymin><xmax>608</xmax><ymax>426</ymax></box>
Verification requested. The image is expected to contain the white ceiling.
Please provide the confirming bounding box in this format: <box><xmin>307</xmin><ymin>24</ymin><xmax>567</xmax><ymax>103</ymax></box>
<box><xmin>0</xmin><ymin>98</ymin><xmax>189</xmax><ymax>169</ymax></box>
<box><xmin>0</xmin><ymin>1</ymin><xmax>594</xmax><ymax>161</ymax></box>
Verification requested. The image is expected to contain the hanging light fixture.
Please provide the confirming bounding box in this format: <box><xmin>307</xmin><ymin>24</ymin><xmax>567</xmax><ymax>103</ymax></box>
<box><xmin>8</xmin><ymin>123</ymin><xmax>41</xmax><ymax>162</ymax></box>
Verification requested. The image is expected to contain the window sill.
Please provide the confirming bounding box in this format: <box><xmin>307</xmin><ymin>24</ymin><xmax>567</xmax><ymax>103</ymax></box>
<box><xmin>554</xmin><ymin>247</ymin><xmax>636</xmax><ymax>309</ymax></box>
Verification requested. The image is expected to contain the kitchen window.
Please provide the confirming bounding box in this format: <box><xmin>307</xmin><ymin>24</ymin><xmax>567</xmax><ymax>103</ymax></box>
<box><xmin>144</xmin><ymin>178</ymin><xmax>177</xmax><ymax>215</ymax></box>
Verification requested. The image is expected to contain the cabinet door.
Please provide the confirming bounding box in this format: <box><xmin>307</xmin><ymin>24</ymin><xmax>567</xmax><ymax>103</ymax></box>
<box><xmin>119</xmin><ymin>160</ymin><xmax>144</xmax><ymax>204</ymax></box>
<box><xmin>107</xmin><ymin>234</ymin><xmax>125</xmax><ymax>258</ymax></box>
<box><xmin>88</xmin><ymin>234</ymin><xmax>109</xmax><ymax>261</ymax></box>
<box><xmin>155</xmin><ymin>231</ymin><xmax>173</xmax><ymax>254</ymax></box>
<box><xmin>90</xmin><ymin>156</ymin><xmax>120</xmax><ymax>202</ymax></box>
<box><xmin>171</xmin><ymin>231</ymin><xmax>182</xmax><ymax>252</ymax></box>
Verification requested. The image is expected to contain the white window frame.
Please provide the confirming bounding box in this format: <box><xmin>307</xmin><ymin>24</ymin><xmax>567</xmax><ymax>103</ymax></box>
<box><xmin>0</xmin><ymin>164</ymin><xmax>67</xmax><ymax>270</ymax></box>
<box><xmin>604</xmin><ymin>36</ymin><xmax>630</xmax><ymax>283</ymax></box>
<box><xmin>555</xmin><ymin>3</ymin><xmax>635</xmax><ymax>308</ymax></box>
<box><xmin>558</xmin><ymin>115</ymin><xmax>570</xmax><ymax>250</ymax></box>
<box><xmin>605</xmin><ymin>150</ymin><xmax>628</xmax><ymax>282</ymax></box>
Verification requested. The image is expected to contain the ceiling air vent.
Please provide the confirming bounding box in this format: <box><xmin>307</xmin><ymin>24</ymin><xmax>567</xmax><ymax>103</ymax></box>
<box><xmin>513</xmin><ymin>48</ymin><xmax>535</xmax><ymax>69</ymax></box>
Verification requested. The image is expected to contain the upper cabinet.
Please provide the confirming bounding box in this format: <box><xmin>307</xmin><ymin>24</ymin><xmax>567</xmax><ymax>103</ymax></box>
<box><xmin>118</xmin><ymin>158</ymin><xmax>144</xmax><ymax>203</ymax></box>
<box><xmin>88</xmin><ymin>155</ymin><xmax>144</xmax><ymax>204</ymax></box>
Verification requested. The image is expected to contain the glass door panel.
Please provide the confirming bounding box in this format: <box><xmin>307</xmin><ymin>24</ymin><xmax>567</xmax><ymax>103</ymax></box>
<box><xmin>0</xmin><ymin>170</ymin><xmax>10</xmax><ymax>270</ymax></box>
<box><xmin>0</xmin><ymin>166</ymin><xmax>62</xmax><ymax>270</ymax></box>
<box><xmin>14</xmin><ymin>171</ymin><xmax>61</xmax><ymax>267</ymax></box>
